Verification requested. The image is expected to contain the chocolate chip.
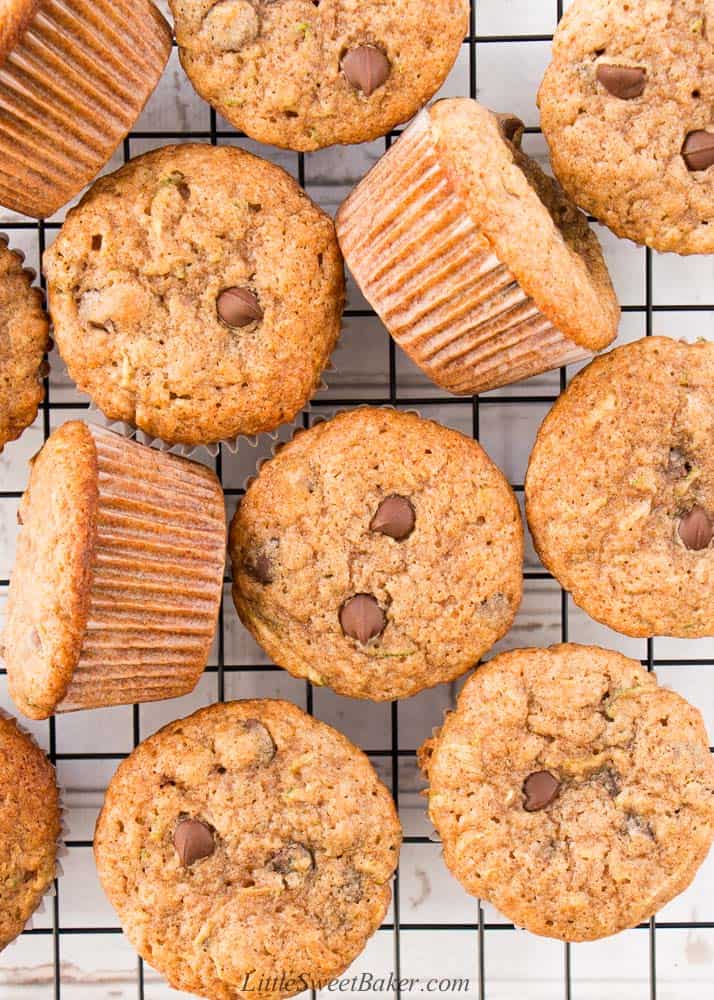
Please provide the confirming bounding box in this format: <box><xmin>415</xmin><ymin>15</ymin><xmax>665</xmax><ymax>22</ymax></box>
<box><xmin>242</xmin><ymin>718</ymin><xmax>276</xmax><ymax>765</ymax></box>
<box><xmin>678</xmin><ymin>506</ymin><xmax>713</xmax><ymax>550</ymax></box>
<box><xmin>248</xmin><ymin>553</ymin><xmax>273</xmax><ymax>585</ymax></box>
<box><xmin>523</xmin><ymin>771</ymin><xmax>560</xmax><ymax>812</ymax></box>
<box><xmin>370</xmin><ymin>495</ymin><xmax>415</xmax><ymax>541</ymax></box>
<box><xmin>173</xmin><ymin>818</ymin><xmax>214</xmax><ymax>867</ymax></box>
<box><xmin>216</xmin><ymin>287</ymin><xmax>263</xmax><ymax>328</ymax></box>
<box><xmin>682</xmin><ymin>130</ymin><xmax>714</xmax><ymax>171</ymax></box>
<box><xmin>341</xmin><ymin>45</ymin><xmax>390</xmax><ymax>97</ymax></box>
<box><xmin>269</xmin><ymin>843</ymin><xmax>314</xmax><ymax>887</ymax></box>
<box><xmin>91</xmin><ymin>234</ymin><xmax>103</xmax><ymax>251</ymax></box>
<box><xmin>339</xmin><ymin>594</ymin><xmax>386</xmax><ymax>645</ymax></box>
<box><xmin>596</xmin><ymin>64</ymin><xmax>646</xmax><ymax>99</ymax></box>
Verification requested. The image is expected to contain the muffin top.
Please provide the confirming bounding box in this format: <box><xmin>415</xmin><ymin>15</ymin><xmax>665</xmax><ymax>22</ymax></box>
<box><xmin>419</xmin><ymin>644</ymin><xmax>714</xmax><ymax>942</ymax></box>
<box><xmin>44</xmin><ymin>144</ymin><xmax>344</xmax><ymax>446</ymax></box>
<box><xmin>95</xmin><ymin>700</ymin><xmax>401</xmax><ymax>1000</ymax></box>
<box><xmin>230</xmin><ymin>407</ymin><xmax>523</xmax><ymax>701</ymax></box>
<box><xmin>526</xmin><ymin>337</ymin><xmax>714</xmax><ymax>638</ymax></box>
<box><xmin>539</xmin><ymin>0</ymin><xmax>714</xmax><ymax>254</ymax></box>
<box><xmin>426</xmin><ymin>99</ymin><xmax>619</xmax><ymax>352</ymax></box>
<box><xmin>170</xmin><ymin>0</ymin><xmax>468</xmax><ymax>151</ymax></box>
<box><xmin>0</xmin><ymin>239</ymin><xmax>49</xmax><ymax>450</ymax></box>
<box><xmin>0</xmin><ymin>712</ymin><xmax>60</xmax><ymax>950</ymax></box>
<box><xmin>4</xmin><ymin>421</ymin><xmax>224</xmax><ymax>719</ymax></box>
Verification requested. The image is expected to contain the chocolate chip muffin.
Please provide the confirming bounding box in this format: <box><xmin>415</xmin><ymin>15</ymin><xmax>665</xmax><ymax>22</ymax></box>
<box><xmin>419</xmin><ymin>644</ymin><xmax>714</xmax><ymax>942</ymax></box>
<box><xmin>169</xmin><ymin>0</ymin><xmax>468</xmax><ymax>152</ymax></box>
<box><xmin>94</xmin><ymin>700</ymin><xmax>401</xmax><ymax>999</ymax></box>
<box><xmin>44</xmin><ymin>144</ymin><xmax>344</xmax><ymax>446</ymax></box>
<box><xmin>337</xmin><ymin>99</ymin><xmax>619</xmax><ymax>396</ymax></box>
<box><xmin>526</xmin><ymin>336</ymin><xmax>714</xmax><ymax>638</ymax></box>
<box><xmin>230</xmin><ymin>407</ymin><xmax>523</xmax><ymax>701</ymax></box>
<box><xmin>4</xmin><ymin>421</ymin><xmax>226</xmax><ymax>719</ymax></box>
<box><xmin>0</xmin><ymin>0</ymin><xmax>171</xmax><ymax>219</ymax></box>
<box><xmin>0</xmin><ymin>237</ymin><xmax>49</xmax><ymax>451</ymax></box>
<box><xmin>0</xmin><ymin>711</ymin><xmax>61</xmax><ymax>950</ymax></box>
<box><xmin>539</xmin><ymin>0</ymin><xmax>714</xmax><ymax>254</ymax></box>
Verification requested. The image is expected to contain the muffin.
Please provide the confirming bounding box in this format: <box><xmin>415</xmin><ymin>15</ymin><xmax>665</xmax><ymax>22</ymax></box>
<box><xmin>95</xmin><ymin>699</ymin><xmax>401</xmax><ymax>999</ymax></box>
<box><xmin>0</xmin><ymin>237</ymin><xmax>49</xmax><ymax>450</ymax></box>
<box><xmin>0</xmin><ymin>711</ymin><xmax>60</xmax><ymax>950</ymax></box>
<box><xmin>526</xmin><ymin>336</ymin><xmax>714</xmax><ymax>638</ymax></box>
<box><xmin>3</xmin><ymin>421</ymin><xmax>226</xmax><ymax>719</ymax></box>
<box><xmin>419</xmin><ymin>644</ymin><xmax>714</xmax><ymax>942</ymax></box>
<box><xmin>43</xmin><ymin>143</ymin><xmax>345</xmax><ymax>447</ymax></box>
<box><xmin>230</xmin><ymin>407</ymin><xmax>523</xmax><ymax>701</ymax></box>
<box><xmin>539</xmin><ymin>0</ymin><xmax>714</xmax><ymax>254</ymax></box>
<box><xmin>169</xmin><ymin>0</ymin><xmax>468</xmax><ymax>152</ymax></box>
<box><xmin>0</xmin><ymin>0</ymin><xmax>171</xmax><ymax>219</ymax></box>
<box><xmin>337</xmin><ymin>99</ymin><xmax>620</xmax><ymax>396</ymax></box>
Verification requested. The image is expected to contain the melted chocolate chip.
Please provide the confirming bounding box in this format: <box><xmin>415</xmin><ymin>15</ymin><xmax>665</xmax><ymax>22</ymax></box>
<box><xmin>523</xmin><ymin>771</ymin><xmax>560</xmax><ymax>812</ymax></box>
<box><xmin>173</xmin><ymin>818</ymin><xmax>215</xmax><ymax>867</ymax></box>
<box><xmin>248</xmin><ymin>553</ymin><xmax>273</xmax><ymax>585</ymax></box>
<box><xmin>242</xmin><ymin>718</ymin><xmax>276</xmax><ymax>765</ymax></box>
<box><xmin>341</xmin><ymin>45</ymin><xmax>390</xmax><ymax>96</ymax></box>
<box><xmin>682</xmin><ymin>130</ymin><xmax>714</xmax><ymax>171</ymax></box>
<box><xmin>339</xmin><ymin>594</ymin><xmax>386</xmax><ymax>645</ymax></box>
<box><xmin>217</xmin><ymin>287</ymin><xmax>263</xmax><ymax>328</ymax></box>
<box><xmin>269</xmin><ymin>843</ymin><xmax>314</xmax><ymax>885</ymax></box>
<box><xmin>370</xmin><ymin>495</ymin><xmax>415</xmax><ymax>541</ymax></box>
<box><xmin>596</xmin><ymin>64</ymin><xmax>646</xmax><ymax>100</ymax></box>
<box><xmin>678</xmin><ymin>506</ymin><xmax>713</xmax><ymax>550</ymax></box>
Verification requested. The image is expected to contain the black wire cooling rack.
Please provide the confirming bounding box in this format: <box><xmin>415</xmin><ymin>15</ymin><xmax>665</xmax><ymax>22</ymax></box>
<box><xmin>1</xmin><ymin>1</ymin><xmax>713</xmax><ymax>997</ymax></box>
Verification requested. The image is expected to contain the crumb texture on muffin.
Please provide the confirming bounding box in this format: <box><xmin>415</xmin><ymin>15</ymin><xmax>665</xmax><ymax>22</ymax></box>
<box><xmin>44</xmin><ymin>144</ymin><xmax>344</xmax><ymax>445</ymax></box>
<box><xmin>95</xmin><ymin>700</ymin><xmax>401</xmax><ymax>999</ymax></box>
<box><xmin>419</xmin><ymin>644</ymin><xmax>714</xmax><ymax>941</ymax></box>
<box><xmin>230</xmin><ymin>407</ymin><xmax>523</xmax><ymax>700</ymax></box>
<box><xmin>0</xmin><ymin>713</ymin><xmax>60</xmax><ymax>950</ymax></box>
<box><xmin>526</xmin><ymin>337</ymin><xmax>714</xmax><ymax>637</ymax></box>
<box><xmin>0</xmin><ymin>240</ymin><xmax>49</xmax><ymax>449</ymax></box>
<box><xmin>170</xmin><ymin>0</ymin><xmax>468</xmax><ymax>151</ymax></box>
<box><xmin>538</xmin><ymin>0</ymin><xmax>714</xmax><ymax>253</ymax></box>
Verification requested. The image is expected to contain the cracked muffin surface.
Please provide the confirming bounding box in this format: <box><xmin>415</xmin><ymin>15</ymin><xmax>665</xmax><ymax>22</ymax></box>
<box><xmin>0</xmin><ymin>239</ymin><xmax>49</xmax><ymax>450</ymax></box>
<box><xmin>94</xmin><ymin>700</ymin><xmax>401</xmax><ymax>1000</ymax></box>
<box><xmin>43</xmin><ymin>144</ymin><xmax>344</xmax><ymax>446</ymax></box>
<box><xmin>0</xmin><ymin>712</ymin><xmax>60</xmax><ymax>950</ymax></box>
<box><xmin>539</xmin><ymin>0</ymin><xmax>714</xmax><ymax>254</ymax></box>
<box><xmin>419</xmin><ymin>644</ymin><xmax>714</xmax><ymax>942</ymax></box>
<box><xmin>229</xmin><ymin>407</ymin><xmax>523</xmax><ymax>701</ymax></box>
<box><xmin>169</xmin><ymin>0</ymin><xmax>468</xmax><ymax>151</ymax></box>
<box><xmin>526</xmin><ymin>336</ymin><xmax>714</xmax><ymax>637</ymax></box>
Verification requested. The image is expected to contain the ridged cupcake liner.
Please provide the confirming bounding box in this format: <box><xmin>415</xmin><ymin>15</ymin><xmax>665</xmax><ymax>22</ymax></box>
<box><xmin>56</xmin><ymin>425</ymin><xmax>226</xmax><ymax>713</ymax></box>
<box><xmin>0</xmin><ymin>708</ymin><xmax>66</xmax><ymax>940</ymax></box>
<box><xmin>0</xmin><ymin>0</ymin><xmax>171</xmax><ymax>219</ymax></box>
<box><xmin>337</xmin><ymin>109</ymin><xmax>593</xmax><ymax>396</ymax></box>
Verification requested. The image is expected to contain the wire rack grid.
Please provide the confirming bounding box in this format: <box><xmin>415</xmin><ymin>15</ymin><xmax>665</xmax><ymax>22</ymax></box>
<box><xmin>1</xmin><ymin>0</ymin><xmax>713</xmax><ymax>998</ymax></box>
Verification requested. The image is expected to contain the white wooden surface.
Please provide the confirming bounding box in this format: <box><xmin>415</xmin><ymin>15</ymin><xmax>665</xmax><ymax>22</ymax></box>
<box><xmin>2</xmin><ymin>0</ymin><xmax>714</xmax><ymax>996</ymax></box>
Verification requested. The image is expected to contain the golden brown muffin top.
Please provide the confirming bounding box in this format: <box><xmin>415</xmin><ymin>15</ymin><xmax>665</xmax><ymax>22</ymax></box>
<box><xmin>95</xmin><ymin>699</ymin><xmax>401</xmax><ymax>999</ymax></box>
<box><xmin>44</xmin><ymin>144</ymin><xmax>344</xmax><ymax>446</ymax></box>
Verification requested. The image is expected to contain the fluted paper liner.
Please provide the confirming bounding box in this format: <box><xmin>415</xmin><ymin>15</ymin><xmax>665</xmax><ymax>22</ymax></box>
<box><xmin>0</xmin><ymin>0</ymin><xmax>171</xmax><ymax>219</ymax></box>
<box><xmin>337</xmin><ymin>110</ymin><xmax>592</xmax><ymax>396</ymax></box>
<box><xmin>57</xmin><ymin>425</ymin><xmax>226</xmax><ymax>712</ymax></box>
